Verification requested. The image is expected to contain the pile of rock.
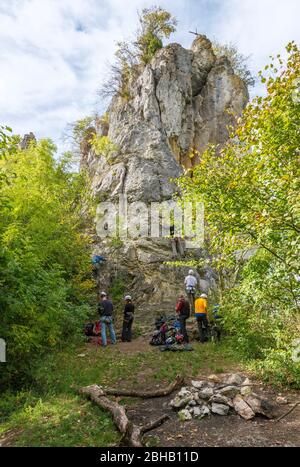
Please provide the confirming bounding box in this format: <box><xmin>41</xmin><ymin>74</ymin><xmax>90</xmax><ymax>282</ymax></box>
<box><xmin>170</xmin><ymin>374</ymin><xmax>276</xmax><ymax>421</ymax></box>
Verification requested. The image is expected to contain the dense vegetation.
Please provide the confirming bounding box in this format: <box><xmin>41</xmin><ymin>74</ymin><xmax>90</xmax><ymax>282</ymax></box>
<box><xmin>0</xmin><ymin>129</ymin><xmax>94</xmax><ymax>388</ymax></box>
<box><xmin>179</xmin><ymin>43</ymin><xmax>300</xmax><ymax>387</ymax></box>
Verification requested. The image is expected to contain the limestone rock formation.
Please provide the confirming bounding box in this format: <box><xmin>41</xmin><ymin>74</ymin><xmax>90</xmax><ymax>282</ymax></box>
<box><xmin>83</xmin><ymin>35</ymin><xmax>249</xmax><ymax>321</ymax></box>
<box><xmin>20</xmin><ymin>132</ymin><xmax>36</xmax><ymax>150</ymax></box>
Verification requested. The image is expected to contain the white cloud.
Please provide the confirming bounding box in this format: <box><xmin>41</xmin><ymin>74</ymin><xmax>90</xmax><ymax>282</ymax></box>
<box><xmin>0</xmin><ymin>0</ymin><xmax>299</xmax><ymax>154</ymax></box>
<box><xmin>214</xmin><ymin>0</ymin><xmax>300</xmax><ymax>79</ymax></box>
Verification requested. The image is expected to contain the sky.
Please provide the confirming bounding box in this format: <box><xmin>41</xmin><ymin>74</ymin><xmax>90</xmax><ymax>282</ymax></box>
<box><xmin>0</xmin><ymin>0</ymin><xmax>299</xmax><ymax>154</ymax></box>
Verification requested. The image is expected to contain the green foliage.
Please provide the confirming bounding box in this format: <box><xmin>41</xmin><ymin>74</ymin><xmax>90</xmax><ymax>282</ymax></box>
<box><xmin>0</xmin><ymin>125</ymin><xmax>20</xmax><ymax>159</ymax></box>
<box><xmin>0</xmin><ymin>393</ymin><xmax>119</xmax><ymax>447</ymax></box>
<box><xmin>0</xmin><ymin>134</ymin><xmax>94</xmax><ymax>388</ymax></box>
<box><xmin>70</xmin><ymin>116</ymin><xmax>96</xmax><ymax>157</ymax></box>
<box><xmin>72</xmin><ymin>117</ymin><xmax>94</xmax><ymax>142</ymax></box>
<box><xmin>109</xmin><ymin>236</ymin><xmax>124</xmax><ymax>249</ymax></box>
<box><xmin>212</xmin><ymin>41</ymin><xmax>255</xmax><ymax>87</ymax></box>
<box><xmin>100</xmin><ymin>7</ymin><xmax>177</xmax><ymax>99</ymax></box>
<box><xmin>90</xmin><ymin>134</ymin><xmax>118</xmax><ymax>161</ymax></box>
<box><xmin>0</xmin><ymin>126</ymin><xmax>20</xmax><ymax>206</ymax></box>
<box><xmin>178</xmin><ymin>43</ymin><xmax>300</xmax><ymax>386</ymax></box>
<box><xmin>136</xmin><ymin>6</ymin><xmax>177</xmax><ymax>64</ymax></box>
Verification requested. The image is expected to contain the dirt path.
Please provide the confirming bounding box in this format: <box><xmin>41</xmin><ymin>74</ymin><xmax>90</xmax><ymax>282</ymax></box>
<box><xmin>113</xmin><ymin>335</ymin><xmax>155</xmax><ymax>355</ymax></box>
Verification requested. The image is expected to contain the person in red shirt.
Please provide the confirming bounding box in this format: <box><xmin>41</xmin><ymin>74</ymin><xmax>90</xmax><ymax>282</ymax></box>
<box><xmin>175</xmin><ymin>295</ymin><xmax>191</xmax><ymax>343</ymax></box>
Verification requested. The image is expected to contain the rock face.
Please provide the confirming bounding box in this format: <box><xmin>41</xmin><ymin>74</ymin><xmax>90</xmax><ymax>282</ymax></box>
<box><xmin>20</xmin><ymin>132</ymin><xmax>36</xmax><ymax>150</ymax></box>
<box><xmin>83</xmin><ymin>36</ymin><xmax>248</xmax><ymax>320</ymax></box>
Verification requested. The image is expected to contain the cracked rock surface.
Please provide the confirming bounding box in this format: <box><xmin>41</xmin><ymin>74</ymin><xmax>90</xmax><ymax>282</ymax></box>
<box><xmin>83</xmin><ymin>36</ymin><xmax>248</xmax><ymax>317</ymax></box>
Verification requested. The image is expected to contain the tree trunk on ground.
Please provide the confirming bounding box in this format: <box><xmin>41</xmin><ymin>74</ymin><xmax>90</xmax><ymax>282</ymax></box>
<box><xmin>79</xmin><ymin>385</ymin><xmax>169</xmax><ymax>447</ymax></box>
<box><xmin>103</xmin><ymin>375</ymin><xmax>184</xmax><ymax>398</ymax></box>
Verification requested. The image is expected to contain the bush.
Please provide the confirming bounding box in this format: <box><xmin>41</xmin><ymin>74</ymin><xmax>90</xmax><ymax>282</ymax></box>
<box><xmin>0</xmin><ymin>135</ymin><xmax>94</xmax><ymax>388</ymax></box>
<box><xmin>178</xmin><ymin>43</ymin><xmax>300</xmax><ymax>387</ymax></box>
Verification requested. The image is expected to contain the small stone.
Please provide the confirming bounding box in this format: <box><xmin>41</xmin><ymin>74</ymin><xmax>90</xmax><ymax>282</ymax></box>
<box><xmin>209</xmin><ymin>394</ymin><xmax>232</xmax><ymax>406</ymax></box>
<box><xmin>178</xmin><ymin>387</ymin><xmax>192</xmax><ymax>397</ymax></box>
<box><xmin>240</xmin><ymin>378</ymin><xmax>252</xmax><ymax>396</ymax></box>
<box><xmin>178</xmin><ymin>409</ymin><xmax>192</xmax><ymax>421</ymax></box>
<box><xmin>211</xmin><ymin>403</ymin><xmax>230</xmax><ymax>416</ymax></box>
<box><xmin>222</xmin><ymin>373</ymin><xmax>244</xmax><ymax>386</ymax></box>
<box><xmin>193</xmin><ymin>405</ymin><xmax>210</xmax><ymax>419</ymax></box>
<box><xmin>198</xmin><ymin>387</ymin><xmax>214</xmax><ymax>399</ymax></box>
<box><xmin>170</xmin><ymin>395</ymin><xmax>193</xmax><ymax>409</ymax></box>
<box><xmin>189</xmin><ymin>400</ymin><xmax>197</xmax><ymax>407</ymax></box>
<box><xmin>233</xmin><ymin>394</ymin><xmax>255</xmax><ymax>420</ymax></box>
<box><xmin>191</xmin><ymin>380</ymin><xmax>206</xmax><ymax>389</ymax></box>
<box><xmin>194</xmin><ymin>394</ymin><xmax>206</xmax><ymax>406</ymax></box>
<box><xmin>218</xmin><ymin>385</ymin><xmax>240</xmax><ymax>398</ymax></box>
<box><xmin>189</xmin><ymin>386</ymin><xmax>199</xmax><ymax>393</ymax></box>
<box><xmin>192</xmin><ymin>406</ymin><xmax>203</xmax><ymax>417</ymax></box>
<box><xmin>208</xmin><ymin>374</ymin><xmax>222</xmax><ymax>383</ymax></box>
<box><xmin>276</xmin><ymin>396</ymin><xmax>288</xmax><ymax>405</ymax></box>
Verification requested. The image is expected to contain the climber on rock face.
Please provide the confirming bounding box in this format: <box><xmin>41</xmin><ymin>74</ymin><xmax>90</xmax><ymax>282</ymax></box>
<box><xmin>170</xmin><ymin>224</ymin><xmax>186</xmax><ymax>258</ymax></box>
<box><xmin>184</xmin><ymin>270</ymin><xmax>197</xmax><ymax>310</ymax></box>
<box><xmin>91</xmin><ymin>254</ymin><xmax>106</xmax><ymax>282</ymax></box>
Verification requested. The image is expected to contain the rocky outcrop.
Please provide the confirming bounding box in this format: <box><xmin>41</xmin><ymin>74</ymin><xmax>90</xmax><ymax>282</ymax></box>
<box><xmin>84</xmin><ymin>35</ymin><xmax>248</xmax><ymax>319</ymax></box>
<box><xmin>20</xmin><ymin>132</ymin><xmax>36</xmax><ymax>150</ymax></box>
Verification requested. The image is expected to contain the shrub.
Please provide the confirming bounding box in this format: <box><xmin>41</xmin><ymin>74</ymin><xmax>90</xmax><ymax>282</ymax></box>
<box><xmin>0</xmin><ymin>135</ymin><xmax>94</xmax><ymax>388</ymax></box>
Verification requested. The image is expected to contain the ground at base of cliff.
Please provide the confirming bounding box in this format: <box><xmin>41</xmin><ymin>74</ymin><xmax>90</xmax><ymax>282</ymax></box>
<box><xmin>0</xmin><ymin>336</ymin><xmax>299</xmax><ymax>447</ymax></box>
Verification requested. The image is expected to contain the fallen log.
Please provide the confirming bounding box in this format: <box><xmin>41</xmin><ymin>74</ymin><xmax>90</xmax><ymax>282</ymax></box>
<box><xmin>103</xmin><ymin>374</ymin><xmax>184</xmax><ymax>399</ymax></box>
<box><xmin>274</xmin><ymin>402</ymin><xmax>300</xmax><ymax>423</ymax></box>
<box><xmin>141</xmin><ymin>414</ymin><xmax>170</xmax><ymax>434</ymax></box>
<box><xmin>79</xmin><ymin>385</ymin><xmax>169</xmax><ymax>447</ymax></box>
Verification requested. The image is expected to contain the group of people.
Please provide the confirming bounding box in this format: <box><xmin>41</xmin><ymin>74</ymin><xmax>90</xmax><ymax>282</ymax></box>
<box><xmin>176</xmin><ymin>270</ymin><xmax>211</xmax><ymax>344</ymax></box>
<box><xmin>97</xmin><ymin>291</ymin><xmax>135</xmax><ymax>347</ymax></box>
<box><xmin>97</xmin><ymin>269</ymin><xmax>215</xmax><ymax>348</ymax></box>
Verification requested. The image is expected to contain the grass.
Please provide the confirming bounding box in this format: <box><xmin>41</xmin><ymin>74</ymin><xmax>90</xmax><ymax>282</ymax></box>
<box><xmin>0</xmin><ymin>338</ymin><xmax>240</xmax><ymax>447</ymax></box>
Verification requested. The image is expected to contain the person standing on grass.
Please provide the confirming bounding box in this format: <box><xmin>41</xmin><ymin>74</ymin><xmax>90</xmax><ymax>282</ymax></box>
<box><xmin>98</xmin><ymin>292</ymin><xmax>117</xmax><ymax>347</ymax></box>
<box><xmin>175</xmin><ymin>295</ymin><xmax>190</xmax><ymax>343</ymax></box>
<box><xmin>121</xmin><ymin>295</ymin><xmax>135</xmax><ymax>342</ymax></box>
<box><xmin>194</xmin><ymin>293</ymin><xmax>209</xmax><ymax>343</ymax></box>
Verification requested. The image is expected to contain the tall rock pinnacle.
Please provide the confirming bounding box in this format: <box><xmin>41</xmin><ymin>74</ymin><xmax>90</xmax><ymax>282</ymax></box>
<box><xmin>83</xmin><ymin>36</ymin><xmax>249</xmax><ymax>320</ymax></box>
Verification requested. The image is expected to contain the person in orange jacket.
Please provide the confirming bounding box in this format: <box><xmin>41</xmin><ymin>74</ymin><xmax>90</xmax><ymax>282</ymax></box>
<box><xmin>194</xmin><ymin>293</ymin><xmax>209</xmax><ymax>343</ymax></box>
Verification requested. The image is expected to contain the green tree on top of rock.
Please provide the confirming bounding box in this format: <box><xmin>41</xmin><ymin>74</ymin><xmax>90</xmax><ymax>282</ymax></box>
<box><xmin>136</xmin><ymin>6</ymin><xmax>177</xmax><ymax>64</ymax></box>
<box><xmin>101</xmin><ymin>6</ymin><xmax>177</xmax><ymax>98</ymax></box>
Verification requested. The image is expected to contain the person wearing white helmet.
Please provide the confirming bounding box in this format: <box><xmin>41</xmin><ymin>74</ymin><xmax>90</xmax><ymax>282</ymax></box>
<box><xmin>184</xmin><ymin>270</ymin><xmax>198</xmax><ymax>311</ymax></box>
<box><xmin>194</xmin><ymin>293</ymin><xmax>209</xmax><ymax>343</ymax></box>
<box><xmin>98</xmin><ymin>292</ymin><xmax>117</xmax><ymax>347</ymax></box>
<box><xmin>121</xmin><ymin>295</ymin><xmax>135</xmax><ymax>342</ymax></box>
